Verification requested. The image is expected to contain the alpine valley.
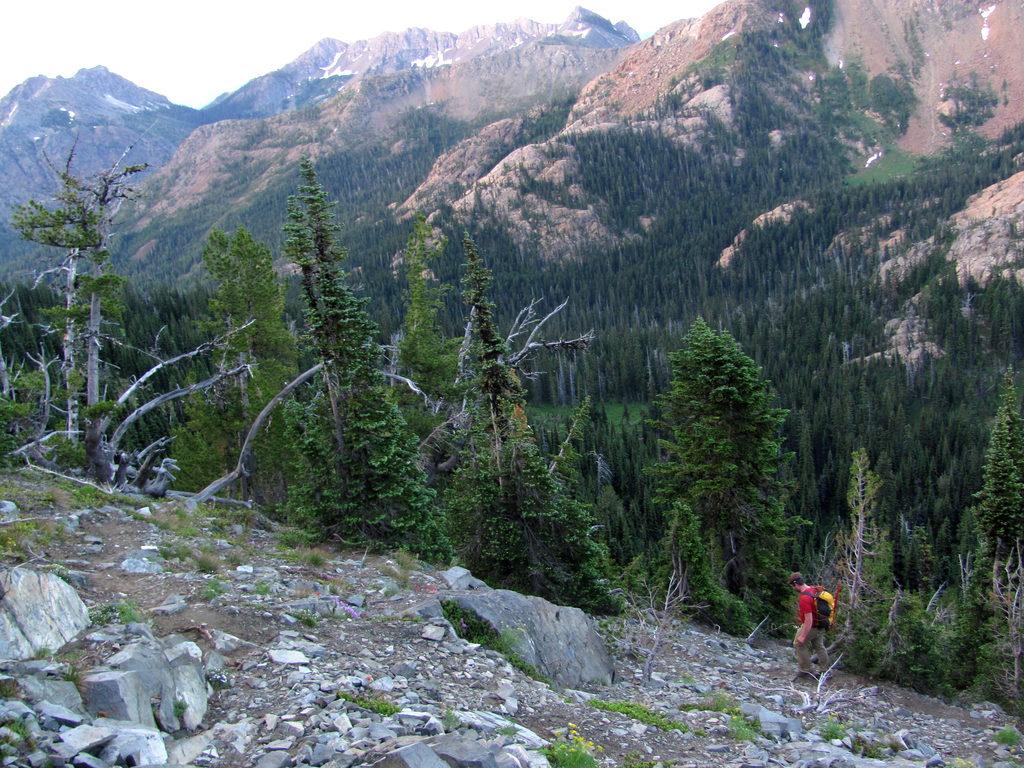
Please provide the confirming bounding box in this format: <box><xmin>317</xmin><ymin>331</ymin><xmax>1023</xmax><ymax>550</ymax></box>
<box><xmin>1</xmin><ymin>0</ymin><xmax>1024</xmax><ymax>712</ymax></box>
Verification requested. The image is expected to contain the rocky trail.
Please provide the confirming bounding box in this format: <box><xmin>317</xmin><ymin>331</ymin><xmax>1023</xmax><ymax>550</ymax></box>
<box><xmin>0</xmin><ymin>469</ymin><xmax>1020</xmax><ymax>768</ymax></box>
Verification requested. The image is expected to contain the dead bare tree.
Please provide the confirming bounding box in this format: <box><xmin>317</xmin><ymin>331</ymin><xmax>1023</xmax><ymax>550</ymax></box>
<box><xmin>992</xmin><ymin>543</ymin><xmax>1024</xmax><ymax>700</ymax></box>
<box><xmin>13</xmin><ymin>146</ymin><xmax>147</xmax><ymax>449</ymax></box>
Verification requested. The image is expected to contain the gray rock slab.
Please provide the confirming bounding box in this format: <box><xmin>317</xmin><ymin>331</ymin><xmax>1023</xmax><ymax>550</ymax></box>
<box><xmin>107</xmin><ymin>643</ymin><xmax>174</xmax><ymax>699</ymax></box>
<box><xmin>255</xmin><ymin>750</ymin><xmax>294</xmax><ymax>768</ymax></box>
<box><xmin>72</xmin><ymin>752</ymin><xmax>111</xmax><ymax>768</ymax></box>
<box><xmin>269</xmin><ymin>649</ymin><xmax>310</xmax><ymax>665</ymax></box>
<box><xmin>740</xmin><ymin>703</ymin><xmax>803</xmax><ymax>740</ymax></box>
<box><xmin>166</xmin><ymin>730</ymin><xmax>214</xmax><ymax>765</ymax></box>
<box><xmin>374</xmin><ymin>742</ymin><xmax>450</xmax><ymax>768</ymax></box>
<box><xmin>427</xmin><ymin>734</ymin><xmax>499</xmax><ymax>768</ymax></box>
<box><xmin>120</xmin><ymin>558</ymin><xmax>165</xmax><ymax>574</ymax></box>
<box><xmin>440</xmin><ymin>567</ymin><xmax>489</xmax><ymax>590</ymax></box>
<box><xmin>0</xmin><ymin>568</ymin><xmax>90</xmax><ymax>660</ymax></box>
<box><xmin>454</xmin><ymin>712</ymin><xmax>547</xmax><ymax>749</ymax></box>
<box><xmin>152</xmin><ymin>595</ymin><xmax>188</xmax><ymax>615</ymax></box>
<box><xmin>447</xmin><ymin>590</ymin><xmax>613</xmax><ymax>687</ymax></box>
<box><xmin>17</xmin><ymin>676</ymin><xmax>85</xmax><ymax>711</ymax></box>
<box><xmin>421</xmin><ymin>625</ymin><xmax>446</xmax><ymax>642</ymax></box>
<box><xmin>97</xmin><ymin>723</ymin><xmax>169</xmax><ymax>766</ymax></box>
<box><xmin>57</xmin><ymin>724</ymin><xmax>116</xmax><ymax>756</ymax></box>
<box><xmin>81</xmin><ymin>670</ymin><xmax>157</xmax><ymax>728</ymax></box>
<box><xmin>35</xmin><ymin>699</ymin><xmax>84</xmax><ymax>726</ymax></box>
<box><xmin>164</xmin><ymin>642</ymin><xmax>209</xmax><ymax>731</ymax></box>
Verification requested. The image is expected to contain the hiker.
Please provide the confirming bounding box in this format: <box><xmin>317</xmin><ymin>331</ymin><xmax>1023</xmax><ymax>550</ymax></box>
<box><xmin>789</xmin><ymin>571</ymin><xmax>830</xmax><ymax>681</ymax></box>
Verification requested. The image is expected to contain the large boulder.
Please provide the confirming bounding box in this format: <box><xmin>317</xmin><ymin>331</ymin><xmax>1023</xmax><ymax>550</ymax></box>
<box><xmin>447</xmin><ymin>589</ymin><xmax>613</xmax><ymax>687</ymax></box>
<box><xmin>0</xmin><ymin>568</ymin><xmax>90</xmax><ymax>660</ymax></box>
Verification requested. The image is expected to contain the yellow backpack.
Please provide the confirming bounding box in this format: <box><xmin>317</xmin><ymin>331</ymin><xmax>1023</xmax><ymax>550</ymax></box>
<box><xmin>809</xmin><ymin>585</ymin><xmax>839</xmax><ymax>630</ymax></box>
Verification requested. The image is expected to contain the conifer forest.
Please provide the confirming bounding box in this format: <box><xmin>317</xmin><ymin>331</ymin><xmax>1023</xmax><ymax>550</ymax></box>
<box><xmin>1</xmin><ymin>0</ymin><xmax>1023</xmax><ymax>716</ymax></box>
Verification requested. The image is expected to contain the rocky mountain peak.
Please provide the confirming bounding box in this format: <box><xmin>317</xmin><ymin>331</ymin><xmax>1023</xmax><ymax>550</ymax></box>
<box><xmin>203</xmin><ymin>8</ymin><xmax>637</xmax><ymax>121</ymax></box>
<box><xmin>0</xmin><ymin>65</ymin><xmax>176</xmax><ymax>131</ymax></box>
<box><xmin>557</xmin><ymin>6</ymin><xmax>640</xmax><ymax>45</ymax></box>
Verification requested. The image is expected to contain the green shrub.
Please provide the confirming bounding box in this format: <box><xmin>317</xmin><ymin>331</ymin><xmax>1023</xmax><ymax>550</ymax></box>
<box><xmin>293</xmin><ymin>610</ymin><xmax>320</xmax><ymax>628</ymax></box>
<box><xmin>728</xmin><ymin>715</ymin><xmax>759</xmax><ymax>741</ymax></box>
<box><xmin>0</xmin><ymin>678</ymin><xmax>20</xmax><ymax>699</ymax></box>
<box><xmin>542</xmin><ymin>740</ymin><xmax>599</xmax><ymax>768</ymax></box>
<box><xmin>296</xmin><ymin>547</ymin><xmax>329</xmax><ymax>567</ymax></box>
<box><xmin>698</xmin><ymin>690</ymin><xmax>741</xmax><ymax>715</ymax></box>
<box><xmin>192</xmin><ymin>553</ymin><xmax>221</xmax><ymax>574</ymax></box>
<box><xmin>278</xmin><ymin>528</ymin><xmax>317</xmax><ymax>549</ymax></box>
<box><xmin>820</xmin><ymin>715</ymin><xmax>847</xmax><ymax>740</ymax></box>
<box><xmin>541</xmin><ymin>724</ymin><xmax>602</xmax><ymax>768</ymax></box>
<box><xmin>200</xmin><ymin>579</ymin><xmax>226</xmax><ymax>600</ymax></box>
<box><xmin>90</xmin><ymin>599</ymin><xmax>144</xmax><ymax>625</ymax></box>
<box><xmin>995</xmin><ymin>728</ymin><xmax>1021</xmax><ymax>747</ymax></box>
<box><xmin>590</xmin><ymin>699</ymin><xmax>688</xmax><ymax>732</ymax></box>
<box><xmin>158</xmin><ymin>542</ymin><xmax>191</xmax><ymax>561</ymax></box>
<box><xmin>337</xmin><ymin>691</ymin><xmax>400</xmax><ymax>716</ymax></box>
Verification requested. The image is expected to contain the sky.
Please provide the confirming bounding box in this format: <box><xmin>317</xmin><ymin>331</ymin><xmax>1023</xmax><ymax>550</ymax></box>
<box><xmin>1</xmin><ymin>0</ymin><xmax>722</xmax><ymax>109</ymax></box>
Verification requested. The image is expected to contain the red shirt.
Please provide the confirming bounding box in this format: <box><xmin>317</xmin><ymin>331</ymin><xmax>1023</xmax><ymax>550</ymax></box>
<box><xmin>796</xmin><ymin>588</ymin><xmax>816</xmax><ymax>625</ymax></box>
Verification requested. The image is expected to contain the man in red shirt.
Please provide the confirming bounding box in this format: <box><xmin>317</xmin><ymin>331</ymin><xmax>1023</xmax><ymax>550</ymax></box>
<box><xmin>790</xmin><ymin>571</ymin><xmax>830</xmax><ymax>681</ymax></box>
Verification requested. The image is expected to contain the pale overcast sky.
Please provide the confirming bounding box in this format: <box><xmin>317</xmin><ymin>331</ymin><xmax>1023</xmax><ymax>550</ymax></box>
<box><xmin>1</xmin><ymin>0</ymin><xmax>722</xmax><ymax>108</ymax></box>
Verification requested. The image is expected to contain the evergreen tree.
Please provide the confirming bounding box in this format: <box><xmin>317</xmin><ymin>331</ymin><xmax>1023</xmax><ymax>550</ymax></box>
<box><xmin>652</xmin><ymin>317</ymin><xmax>791</xmax><ymax>631</ymax></box>
<box><xmin>975</xmin><ymin>373</ymin><xmax>1024</xmax><ymax>561</ymax></box>
<box><xmin>974</xmin><ymin>372</ymin><xmax>1024</xmax><ymax>702</ymax></box>
<box><xmin>173</xmin><ymin>228</ymin><xmax>295</xmax><ymax>500</ymax></box>
<box><xmin>397</xmin><ymin>215</ymin><xmax>459</xmax><ymax>404</ymax></box>
<box><xmin>392</xmin><ymin>215</ymin><xmax>462</xmax><ymax>469</ymax></box>
<box><xmin>282</xmin><ymin>158</ymin><xmax>447</xmax><ymax>559</ymax></box>
<box><xmin>446</xmin><ymin>236</ymin><xmax>615</xmax><ymax>612</ymax></box>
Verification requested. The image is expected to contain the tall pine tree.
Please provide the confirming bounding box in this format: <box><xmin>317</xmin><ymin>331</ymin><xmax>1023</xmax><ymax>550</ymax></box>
<box><xmin>446</xmin><ymin>236</ymin><xmax>615</xmax><ymax>612</ymax></box>
<box><xmin>282</xmin><ymin>158</ymin><xmax>447</xmax><ymax>559</ymax></box>
<box><xmin>173</xmin><ymin>227</ymin><xmax>295</xmax><ymax>501</ymax></box>
<box><xmin>652</xmin><ymin>318</ymin><xmax>791</xmax><ymax>631</ymax></box>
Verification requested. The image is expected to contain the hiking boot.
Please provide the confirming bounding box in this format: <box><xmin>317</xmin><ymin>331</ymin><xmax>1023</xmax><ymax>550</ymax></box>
<box><xmin>792</xmin><ymin>671</ymin><xmax>818</xmax><ymax>683</ymax></box>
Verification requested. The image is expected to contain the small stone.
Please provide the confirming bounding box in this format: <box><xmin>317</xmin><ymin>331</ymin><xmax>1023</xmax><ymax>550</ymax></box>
<box><xmin>119</xmin><ymin>558</ymin><xmax>163</xmax><ymax>575</ymax></box>
<box><xmin>421</xmin><ymin>626</ymin><xmax>446</xmax><ymax>642</ymax></box>
<box><xmin>269</xmin><ymin>649</ymin><xmax>310</xmax><ymax>665</ymax></box>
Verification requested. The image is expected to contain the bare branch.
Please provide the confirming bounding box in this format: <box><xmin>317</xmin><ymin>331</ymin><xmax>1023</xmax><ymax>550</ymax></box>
<box><xmin>745</xmin><ymin>615</ymin><xmax>771</xmax><ymax>645</ymax></box>
<box><xmin>926</xmin><ymin>582</ymin><xmax>946</xmax><ymax>613</ymax></box>
<box><xmin>114</xmin><ymin>319</ymin><xmax>256</xmax><ymax>407</ymax></box>
<box><xmin>507</xmin><ymin>331</ymin><xmax>595</xmax><ymax>369</ymax></box>
<box><xmin>383</xmin><ymin>372</ymin><xmax>436</xmax><ymax>408</ymax></box>
<box><xmin>504</xmin><ymin>298</ymin><xmax>545</xmax><ymax>346</ymax></box>
<box><xmin>190</xmin><ymin>363</ymin><xmax>324</xmax><ymax>506</ymax></box>
<box><xmin>24</xmin><ymin>462</ymin><xmax>118</xmax><ymax>495</ymax></box>
<box><xmin>9</xmin><ymin>430</ymin><xmax>79</xmax><ymax>458</ymax></box>
<box><xmin>109</xmin><ymin>364</ymin><xmax>251</xmax><ymax>452</ymax></box>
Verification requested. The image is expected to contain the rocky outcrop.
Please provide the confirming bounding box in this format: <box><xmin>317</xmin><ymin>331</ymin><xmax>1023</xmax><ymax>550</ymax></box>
<box><xmin>718</xmin><ymin>200</ymin><xmax>811</xmax><ymax>267</ymax></box>
<box><xmin>947</xmin><ymin>167</ymin><xmax>1024</xmax><ymax>286</ymax></box>
<box><xmin>0</xmin><ymin>568</ymin><xmax>90</xmax><ymax>660</ymax></box>
<box><xmin>442</xmin><ymin>589</ymin><xmax>615</xmax><ymax>688</ymax></box>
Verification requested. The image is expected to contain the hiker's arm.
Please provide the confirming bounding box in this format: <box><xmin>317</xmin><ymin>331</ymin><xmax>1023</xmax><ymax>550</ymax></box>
<box><xmin>796</xmin><ymin>612</ymin><xmax>813</xmax><ymax>644</ymax></box>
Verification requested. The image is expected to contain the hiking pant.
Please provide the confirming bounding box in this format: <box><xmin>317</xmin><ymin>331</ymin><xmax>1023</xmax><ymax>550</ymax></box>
<box><xmin>793</xmin><ymin>627</ymin><xmax>829</xmax><ymax>673</ymax></box>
